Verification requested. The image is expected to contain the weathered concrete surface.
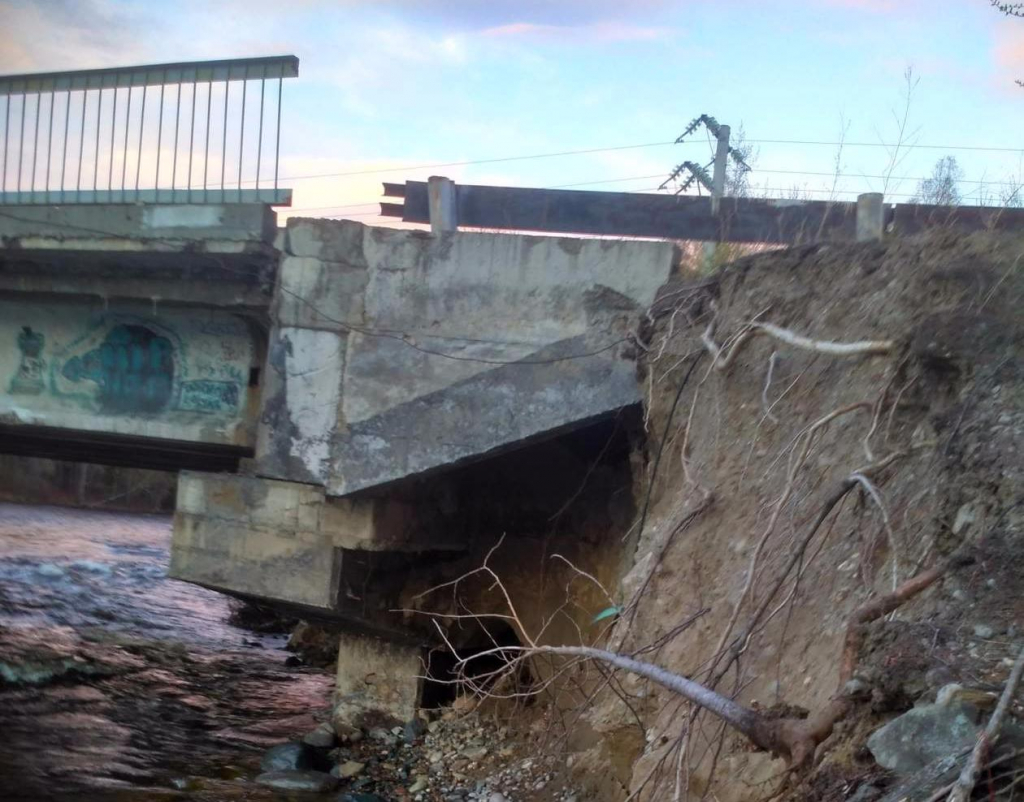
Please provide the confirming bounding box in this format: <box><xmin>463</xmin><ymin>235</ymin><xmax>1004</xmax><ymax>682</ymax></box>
<box><xmin>0</xmin><ymin>297</ymin><xmax>261</xmax><ymax>448</ymax></box>
<box><xmin>0</xmin><ymin>203</ymin><xmax>276</xmax><ymax>246</ymax></box>
<box><xmin>0</xmin><ymin>204</ymin><xmax>277</xmax><ymax>308</ymax></box>
<box><xmin>333</xmin><ymin>631</ymin><xmax>423</xmax><ymax>725</ymax></box>
<box><xmin>170</xmin><ymin>471</ymin><xmax>465</xmax><ymax>613</ymax></box>
<box><xmin>258</xmin><ymin>219</ymin><xmax>675</xmax><ymax>494</ymax></box>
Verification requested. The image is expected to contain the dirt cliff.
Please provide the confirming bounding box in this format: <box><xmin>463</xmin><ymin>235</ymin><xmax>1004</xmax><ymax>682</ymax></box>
<box><xmin>567</xmin><ymin>231</ymin><xmax>1024</xmax><ymax>801</ymax></box>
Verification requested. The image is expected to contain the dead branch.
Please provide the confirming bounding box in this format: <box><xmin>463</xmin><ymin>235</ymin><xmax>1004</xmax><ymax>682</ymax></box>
<box><xmin>946</xmin><ymin>645</ymin><xmax>1024</xmax><ymax>802</ymax></box>
<box><xmin>703</xmin><ymin>319</ymin><xmax>894</xmax><ymax>372</ymax></box>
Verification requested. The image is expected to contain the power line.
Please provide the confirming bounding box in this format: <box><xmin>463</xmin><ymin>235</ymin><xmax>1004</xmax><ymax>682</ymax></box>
<box><xmin>745</xmin><ymin>138</ymin><xmax>1024</xmax><ymax>153</ymax></box>
<box><xmin>285</xmin><ymin>167</ymin><xmax>1023</xmax><ymax>216</ymax></box>
<box><xmin>252</xmin><ymin>137</ymin><xmax>1024</xmax><ymax>187</ymax></box>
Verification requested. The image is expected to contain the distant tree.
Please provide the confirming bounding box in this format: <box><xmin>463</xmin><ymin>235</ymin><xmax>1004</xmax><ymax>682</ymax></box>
<box><xmin>913</xmin><ymin>156</ymin><xmax>964</xmax><ymax>206</ymax></box>
<box><xmin>992</xmin><ymin>1</ymin><xmax>1024</xmax><ymax>86</ymax></box>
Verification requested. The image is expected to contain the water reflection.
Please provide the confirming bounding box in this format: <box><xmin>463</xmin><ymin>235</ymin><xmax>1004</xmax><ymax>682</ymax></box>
<box><xmin>0</xmin><ymin>503</ymin><xmax>333</xmax><ymax>801</ymax></box>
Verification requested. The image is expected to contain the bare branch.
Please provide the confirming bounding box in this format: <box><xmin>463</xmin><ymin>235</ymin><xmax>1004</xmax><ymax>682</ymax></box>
<box><xmin>946</xmin><ymin>645</ymin><xmax>1024</xmax><ymax>802</ymax></box>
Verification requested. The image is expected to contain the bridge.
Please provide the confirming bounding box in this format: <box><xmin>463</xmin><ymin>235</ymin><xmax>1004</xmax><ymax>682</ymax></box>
<box><xmin>0</xmin><ymin>57</ymin><xmax>677</xmax><ymax>721</ymax></box>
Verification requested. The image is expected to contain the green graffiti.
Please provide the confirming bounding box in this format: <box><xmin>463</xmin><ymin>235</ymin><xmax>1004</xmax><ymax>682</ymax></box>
<box><xmin>10</xmin><ymin>327</ymin><xmax>46</xmax><ymax>395</ymax></box>
<box><xmin>62</xmin><ymin>324</ymin><xmax>174</xmax><ymax>413</ymax></box>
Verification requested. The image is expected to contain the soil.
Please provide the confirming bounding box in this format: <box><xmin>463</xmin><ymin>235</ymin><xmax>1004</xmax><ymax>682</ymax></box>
<box><xmin>569</xmin><ymin>231</ymin><xmax>1024</xmax><ymax>801</ymax></box>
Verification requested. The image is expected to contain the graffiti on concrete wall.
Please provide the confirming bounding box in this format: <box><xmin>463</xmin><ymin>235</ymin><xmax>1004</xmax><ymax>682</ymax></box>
<box><xmin>61</xmin><ymin>324</ymin><xmax>175</xmax><ymax>413</ymax></box>
<box><xmin>10</xmin><ymin>327</ymin><xmax>46</xmax><ymax>395</ymax></box>
<box><xmin>3</xmin><ymin>308</ymin><xmax>254</xmax><ymax>420</ymax></box>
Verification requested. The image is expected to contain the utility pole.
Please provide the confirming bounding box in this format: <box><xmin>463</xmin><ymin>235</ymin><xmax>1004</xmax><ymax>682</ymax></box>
<box><xmin>661</xmin><ymin>115</ymin><xmax>749</xmax><ymax>270</ymax></box>
<box><xmin>705</xmin><ymin>124</ymin><xmax>731</xmax><ymax>266</ymax></box>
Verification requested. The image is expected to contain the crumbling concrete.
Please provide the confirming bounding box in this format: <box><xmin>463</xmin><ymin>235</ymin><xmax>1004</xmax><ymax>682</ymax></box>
<box><xmin>333</xmin><ymin>632</ymin><xmax>424</xmax><ymax>727</ymax></box>
<box><xmin>170</xmin><ymin>471</ymin><xmax>465</xmax><ymax>615</ymax></box>
<box><xmin>258</xmin><ymin>219</ymin><xmax>676</xmax><ymax>494</ymax></box>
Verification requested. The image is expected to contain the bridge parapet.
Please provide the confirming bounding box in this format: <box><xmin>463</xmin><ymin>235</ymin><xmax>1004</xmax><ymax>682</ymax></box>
<box><xmin>0</xmin><ymin>56</ymin><xmax>297</xmax><ymax>207</ymax></box>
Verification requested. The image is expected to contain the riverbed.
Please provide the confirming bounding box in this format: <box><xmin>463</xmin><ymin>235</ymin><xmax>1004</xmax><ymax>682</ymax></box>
<box><xmin>0</xmin><ymin>502</ymin><xmax>334</xmax><ymax>801</ymax></box>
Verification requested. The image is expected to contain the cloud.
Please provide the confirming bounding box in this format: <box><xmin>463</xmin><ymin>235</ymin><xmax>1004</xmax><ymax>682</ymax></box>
<box><xmin>0</xmin><ymin>0</ymin><xmax>152</xmax><ymax>72</ymax></box>
<box><xmin>993</xmin><ymin>24</ymin><xmax>1024</xmax><ymax>76</ymax></box>
<box><xmin>481</xmin><ymin>21</ymin><xmax>669</xmax><ymax>43</ymax></box>
<box><xmin>820</xmin><ymin>0</ymin><xmax>901</xmax><ymax>11</ymax></box>
<box><xmin>370</xmin><ymin>0</ymin><xmax>673</xmax><ymax>31</ymax></box>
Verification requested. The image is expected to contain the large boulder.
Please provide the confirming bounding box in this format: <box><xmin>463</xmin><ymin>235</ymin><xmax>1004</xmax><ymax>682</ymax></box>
<box><xmin>868</xmin><ymin>694</ymin><xmax>1024</xmax><ymax>776</ymax></box>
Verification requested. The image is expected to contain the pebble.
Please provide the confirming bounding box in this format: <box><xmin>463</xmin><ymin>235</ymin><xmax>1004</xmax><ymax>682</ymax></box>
<box><xmin>337</xmin><ymin>760</ymin><xmax>366</xmax><ymax>778</ymax></box>
<box><xmin>973</xmin><ymin>624</ymin><xmax>996</xmax><ymax>639</ymax></box>
<box><xmin>409</xmin><ymin>776</ymin><xmax>429</xmax><ymax>793</ymax></box>
<box><xmin>302</xmin><ymin>723</ymin><xmax>337</xmax><ymax>748</ymax></box>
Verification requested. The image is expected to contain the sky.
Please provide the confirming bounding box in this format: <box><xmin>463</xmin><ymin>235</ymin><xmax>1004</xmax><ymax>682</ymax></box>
<box><xmin>1</xmin><ymin>0</ymin><xmax>1023</xmax><ymax>222</ymax></box>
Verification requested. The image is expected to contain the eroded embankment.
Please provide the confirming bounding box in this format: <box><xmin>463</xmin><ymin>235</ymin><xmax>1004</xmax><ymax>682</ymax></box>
<box><xmin>566</xmin><ymin>232</ymin><xmax>1024</xmax><ymax>801</ymax></box>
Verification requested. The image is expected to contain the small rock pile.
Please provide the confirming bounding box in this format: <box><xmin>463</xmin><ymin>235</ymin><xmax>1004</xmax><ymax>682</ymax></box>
<box><xmin>254</xmin><ymin>701</ymin><xmax>583</xmax><ymax>801</ymax></box>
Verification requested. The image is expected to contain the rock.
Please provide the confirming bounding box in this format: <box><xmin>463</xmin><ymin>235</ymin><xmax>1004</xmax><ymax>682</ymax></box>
<box><xmin>462</xmin><ymin>746</ymin><xmax>488</xmax><ymax>761</ymax></box>
<box><xmin>973</xmin><ymin>624</ymin><xmax>996</xmax><ymax>639</ymax></box>
<box><xmin>868</xmin><ymin>700</ymin><xmax>985</xmax><ymax>774</ymax></box>
<box><xmin>846</xmin><ymin>785</ymin><xmax>881</xmax><ymax>802</ymax></box>
<box><xmin>843</xmin><ymin>677</ymin><xmax>871</xmax><ymax>698</ymax></box>
<box><xmin>36</xmin><ymin>563</ymin><xmax>65</xmax><ymax>578</ymax></box>
<box><xmin>488</xmin><ymin>794</ymin><xmax>508</xmax><ymax>802</ymax></box>
<box><xmin>284</xmin><ymin>654</ymin><xmax>303</xmax><ymax>667</ymax></box>
<box><xmin>303</xmin><ymin>723</ymin><xmax>337</xmax><ymax>748</ymax></box>
<box><xmin>260</xmin><ymin>742</ymin><xmax>318</xmax><ymax>772</ymax></box>
<box><xmin>924</xmin><ymin>665</ymin><xmax>956</xmax><ymax>690</ymax></box>
<box><xmin>951</xmin><ymin>504</ymin><xmax>977</xmax><ymax>535</ymax></box>
<box><xmin>409</xmin><ymin>776</ymin><xmax>429</xmax><ymax>793</ymax></box>
<box><xmin>338</xmin><ymin>794</ymin><xmax>385</xmax><ymax>802</ymax></box>
<box><xmin>333</xmin><ymin>719</ymin><xmax>364</xmax><ymax>744</ymax></box>
<box><xmin>404</xmin><ymin>717</ymin><xmax>425</xmax><ymax>742</ymax></box>
<box><xmin>337</xmin><ymin>760</ymin><xmax>366</xmax><ymax>779</ymax></box>
<box><xmin>254</xmin><ymin>770</ymin><xmax>339</xmax><ymax>792</ymax></box>
<box><xmin>427</xmin><ymin>720</ymin><xmax>443</xmax><ymax>734</ymax></box>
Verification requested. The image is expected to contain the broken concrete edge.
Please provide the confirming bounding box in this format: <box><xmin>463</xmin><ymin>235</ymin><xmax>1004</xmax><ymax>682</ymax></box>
<box><xmin>257</xmin><ymin>217</ymin><xmax>673</xmax><ymax>495</ymax></box>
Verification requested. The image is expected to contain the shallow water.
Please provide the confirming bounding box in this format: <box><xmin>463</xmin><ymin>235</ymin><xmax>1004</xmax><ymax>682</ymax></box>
<box><xmin>0</xmin><ymin>502</ymin><xmax>333</xmax><ymax>801</ymax></box>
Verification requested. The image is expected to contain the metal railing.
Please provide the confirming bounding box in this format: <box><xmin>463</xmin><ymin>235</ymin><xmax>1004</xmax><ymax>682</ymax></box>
<box><xmin>0</xmin><ymin>55</ymin><xmax>298</xmax><ymax>206</ymax></box>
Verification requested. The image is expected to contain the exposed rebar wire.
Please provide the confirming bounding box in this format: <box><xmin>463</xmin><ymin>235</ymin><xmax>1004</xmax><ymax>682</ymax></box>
<box><xmin>171</xmin><ymin>83</ymin><xmax>181</xmax><ymax>190</ymax></box>
<box><xmin>188</xmin><ymin>80</ymin><xmax>197</xmax><ymax>193</ymax></box>
<box><xmin>274</xmin><ymin>76</ymin><xmax>282</xmax><ymax>190</ymax></box>
<box><xmin>93</xmin><ymin>87</ymin><xmax>102</xmax><ymax>191</ymax></box>
<box><xmin>46</xmin><ymin>90</ymin><xmax>54</xmax><ymax>198</ymax></box>
<box><xmin>76</xmin><ymin>89</ymin><xmax>88</xmax><ymax>192</ymax></box>
<box><xmin>17</xmin><ymin>93</ymin><xmax>26</xmax><ymax>193</ymax></box>
<box><xmin>108</xmin><ymin>87</ymin><xmax>117</xmax><ymax>192</ymax></box>
<box><xmin>30</xmin><ymin>93</ymin><xmax>40</xmax><ymax>193</ymax></box>
<box><xmin>238</xmin><ymin>75</ymin><xmax>246</xmax><ymax>201</ymax></box>
<box><xmin>221</xmin><ymin>80</ymin><xmax>229</xmax><ymax>192</ymax></box>
<box><xmin>121</xmin><ymin>85</ymin><xmax>132</xmax><ymax>198</ymax></box>
<box><xmin>202</xmin><ymin>80</ymin><xmax>211</xmax><ymax>193</ymax></box>
<box><xmin>2</xmin><ymin>94</ymin><xmax>8</xmax><ymax>191</ymax></box>
<box><xmin>255</xmin><ymin>70</ymin><xmax>265</xmax><ymax>191</ymax></box>
<box><xmin>135</xmin><ymin>82</ymin><xmax>147</xmax><ymax>197</ymax></box>
<box><xmin>61</xmin><ymin>89</ymin><xmax>71</xmax><ymax>201</ymax></box>
<box><xmin>155</xmin><ymin>72</ymin><xmax>166</xmax><ymax>195</ymax></box>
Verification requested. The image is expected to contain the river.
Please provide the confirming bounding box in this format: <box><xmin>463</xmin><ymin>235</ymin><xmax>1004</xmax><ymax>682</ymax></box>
<box><xmin>0</xmin><ymin>502</ymin><xmax>334</xmax><ymax>801</ymax></box>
